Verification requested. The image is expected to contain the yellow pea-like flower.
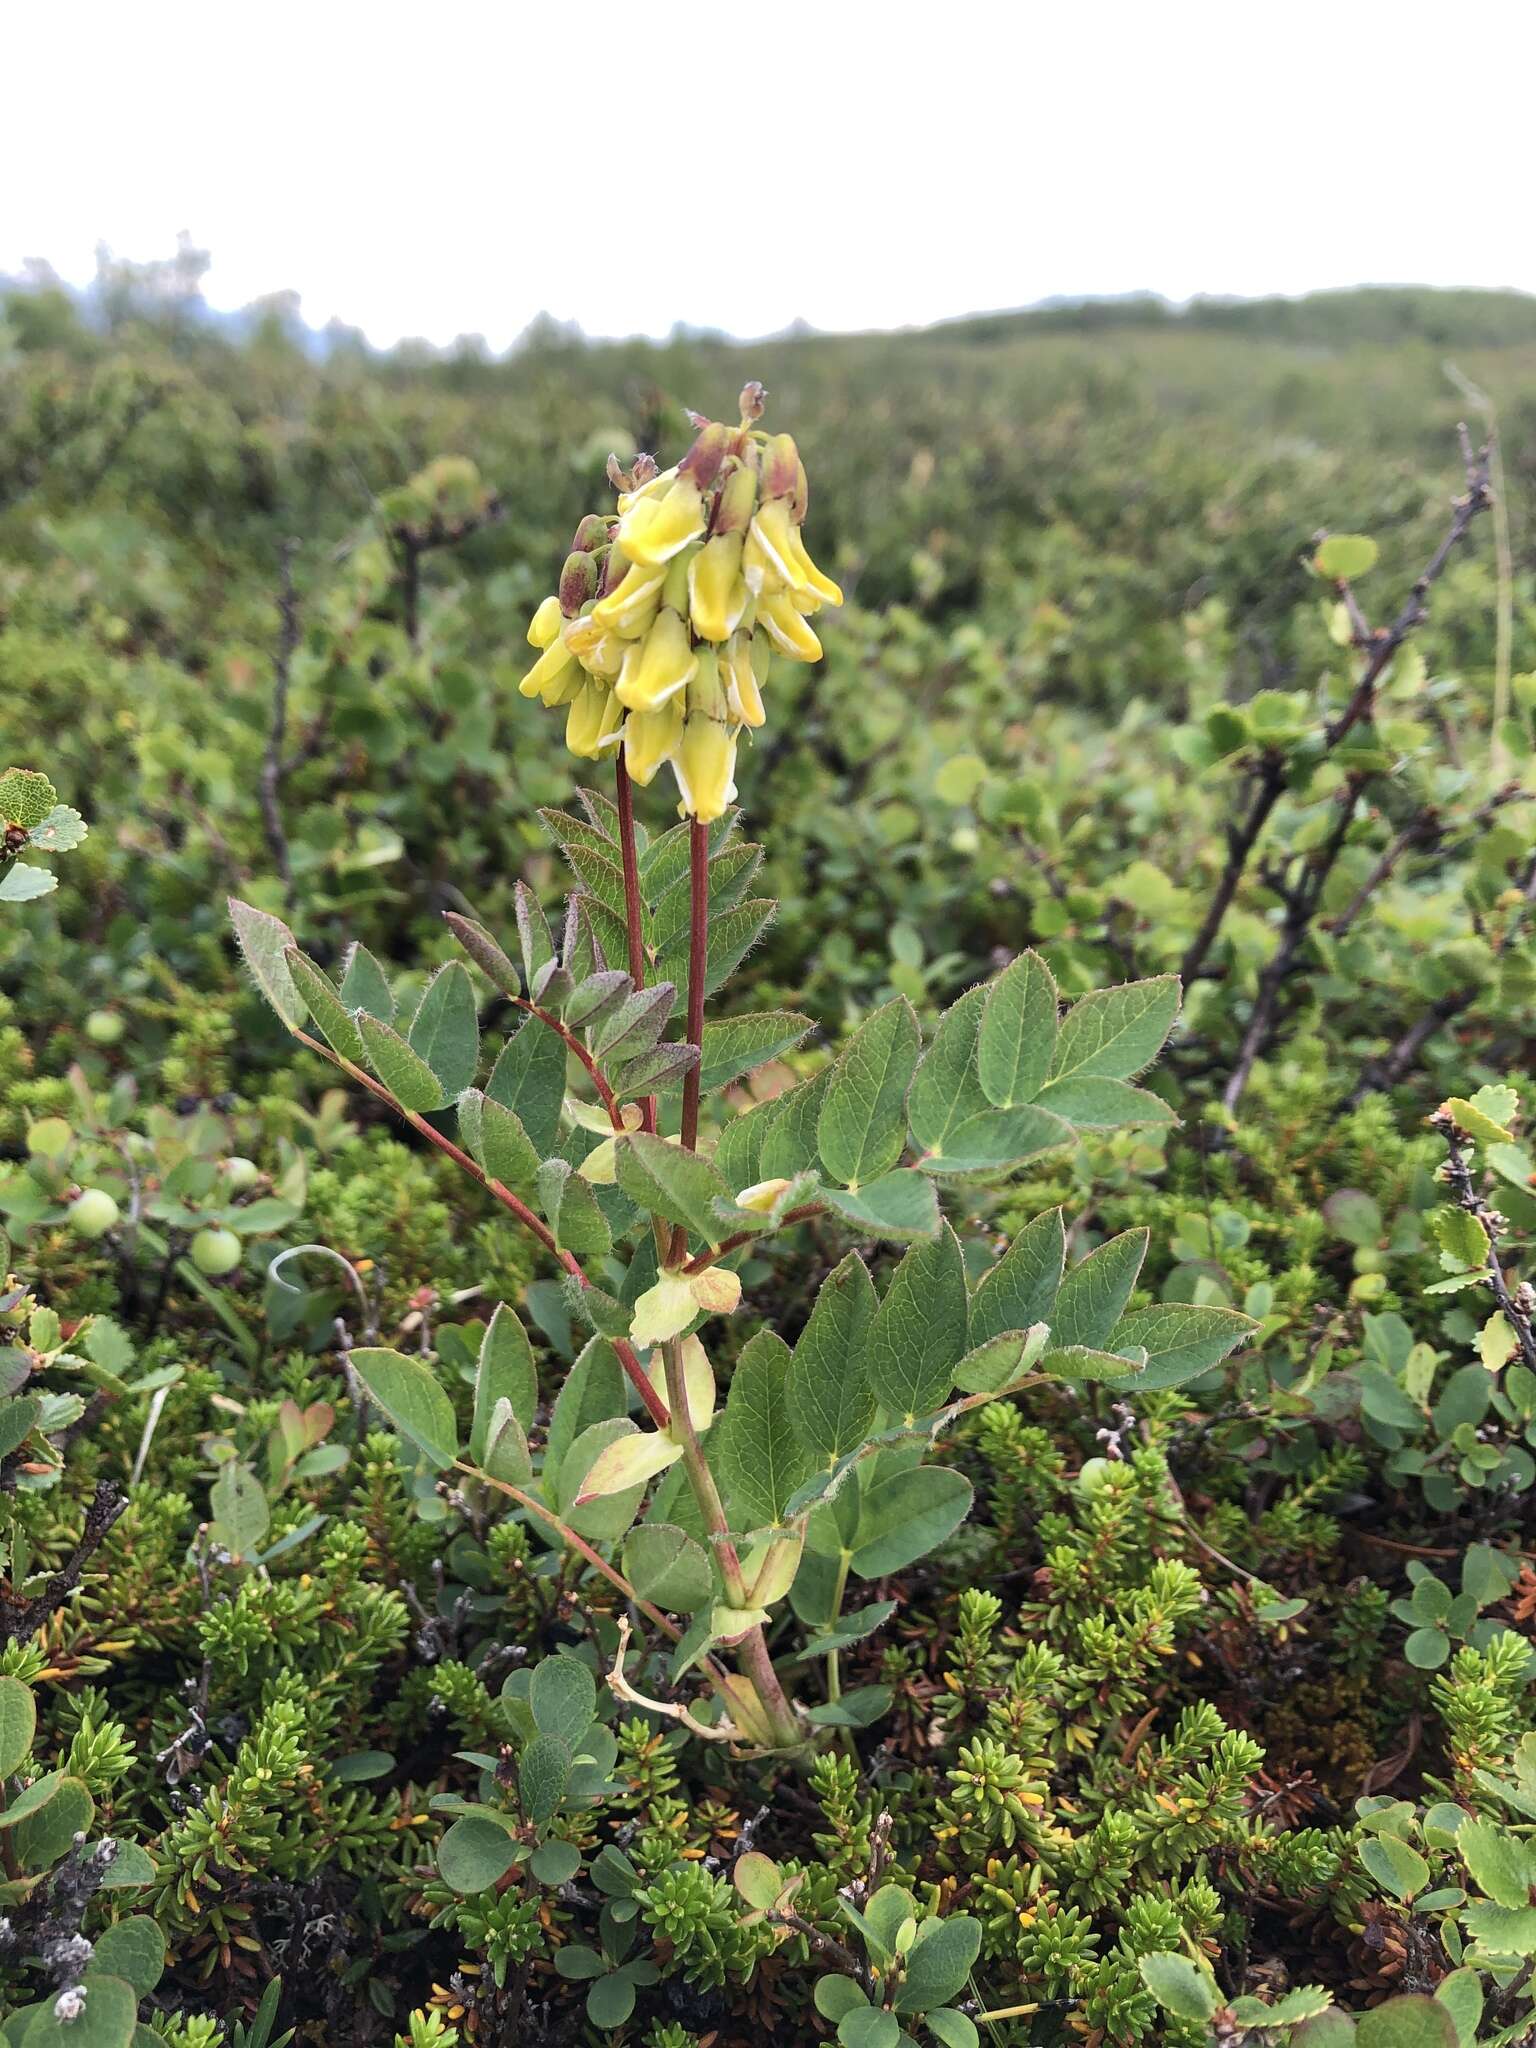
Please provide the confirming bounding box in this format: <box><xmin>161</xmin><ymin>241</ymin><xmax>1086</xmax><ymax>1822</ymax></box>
<box><xmin>785</xmin><ymin>527</ymin><xmax>842</xmax><ymax>608</ymax></box>
<box><xmin>624</xmin><ymin>695</ymin><xmax>685</xmax><ymax>786</ymax></box>
<box><xmin>519</xmin><ymin>399</ymin><xmax>835</xmax><ymax>802</ymax></box>
<box><xmin>526</xmin><ymin>593</ymin><xmax>563</xmax><ymax>649</ymax></box>
<box><xmin>616</xmin><ymin>608</ymin><xmax>697</xmax><ymax>714</ymax></box>
<box><xmin>617</xmin><ymin>476</ymin><xmax>707</xmax><ymax>567</ymax></box>
<box><xmin>722</xmin><ymin>637</ymin><xmax>766</xmax><ymax>729</ymax></box>
<box><xmin>563</xmin><ymin>612</ymin><xmax>606</xmax><ymax>658</ymax></box>
<box><xmin>673</xmin><ymin>714</ymin><xmax>739</xmax><ymax>822</ymax></box>
<box><xmin>756</xmin><ymin>588</ymin><xmax>823</xmax><ymax>662</ymax></box>
<box><xmin>745</xmin><ymin>496</ymin><xmax>843</xmax><ymax>610</ymax></box>
<box><xmin>689</xmin><ymin>536</ymin><xmax>750</xmax><ymax>642</ymax></box>
<box><xmin>565</xmin><ymin>680</ymin><xmax>626</xmax><ymax>759</ymax></box>
<box><xmin>592</xmin><ymin>559</ymin><xmax>666</xmax><ymax>637</ymax></box>
<box><xmin>519</xmin><ymin>637</ymin><xmax>579</xmax><ymax>702</ymax></box>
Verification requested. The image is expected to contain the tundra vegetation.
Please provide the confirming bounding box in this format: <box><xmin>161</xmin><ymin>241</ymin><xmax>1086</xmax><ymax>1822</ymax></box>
<box><xmin>4</xmin><ymin>266</ymin><xmax>1536</xmax><ymax>2048</ymax></box>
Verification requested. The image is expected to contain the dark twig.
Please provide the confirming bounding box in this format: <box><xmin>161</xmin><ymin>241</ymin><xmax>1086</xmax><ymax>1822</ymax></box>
<box><xmin>1431</xmin><ymin>1113</ymin><xmax>1536</xmax><ymax>1372</ymax></box>
<box><xmin>258</xmin><ymin>541</ymin><xmax>301</xmax><ymax>903</ymax></box>
<box><xmin>1220</xmin><ymin>774</ymin><xmax>1366</xmax><ymax>1113</ymax></box>
<box><xmin>1</xmin><ymin>1481</ymin><xmax>127</xmax><ymax>1644</ymax></box>
<box><xmin>1182</xmin><ymin>435</ymin><xmax>1493</xmax><ymax>988</ymax></box>
<box><xmin>1348</xmin><ymin>845</ymin><xmax>1536</xmax><ymax>1105</ymax></box>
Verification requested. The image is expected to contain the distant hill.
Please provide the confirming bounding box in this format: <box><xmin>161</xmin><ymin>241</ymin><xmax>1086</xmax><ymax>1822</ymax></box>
<box><xmin>932</xmin><ymin>286</ymin><xmax>1536</xmax><ymax>351</ymax></box>
<box><xmin>7</xmin><ymin>253</ymin><xmax>1536</xmax><ymax>365</ymax></box>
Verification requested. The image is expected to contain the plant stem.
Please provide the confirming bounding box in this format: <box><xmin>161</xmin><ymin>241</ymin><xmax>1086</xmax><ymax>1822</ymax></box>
<box><xmin>661</xmin><ymin>1335</ymin><xmax>802</xmax><ymax>1750</ymax></box>
<box><xmin>613</xmin><ymin>755</ymin><xmax>659</xmax><ymax>1139</ymax></box>
<box><xmin>291</xmin><ymin>1025</ymin><xmax>671</xmax><ymax>1431</ymax></box>
<box><xmin>825</xmin><ymin>1549</ymin><xmax>852</xmax><ymax>1703</ymax></box>
<box><xmin>679</xmin><ymin>818</ymin><xmax>709</xmax><ymax>1153</ymax></box>
<box><xmin>667</xmin><ymin>817</ymin><xmax>712</xmax><ymax>1270</ymax></box>
<box><xmin>456</xmin><ymin>1458</ymin><xmax>738</xmax><ymax>1717</ymax></box>
<box><xmin>454</xmin><ymin>1459</ymin><xmax>678</xmax><ymax>1638</ymax></box>
<box><xmin>684</xmin><ymin>1203</ymin><xmax>826</xmax><ymax>1275</ymax></box>
<box><xmin>662</xmin><ymin>1338</ymin><xmax>746</xmax><ymax>1602</ymax></box>
<box><xmin>510</xmin><ymin>992</ymin><xmax>625</xmax><ymax>1128</ymax></box>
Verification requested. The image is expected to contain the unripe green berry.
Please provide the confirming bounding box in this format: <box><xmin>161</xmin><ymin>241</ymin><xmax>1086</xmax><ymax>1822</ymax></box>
<box><xmin>221</xmin><ymin>1157</ymin><xmax>260</xmax><ymax>1192</ymax></box>
<box><xmin>68</xmin><ymin>1189</ymin><xmax>120</xmax><ymax>1238</ymax></box>
<box><xmin>191</xmin><ymin>1227</ymin><xmax>242</xmax><ymax>1276</ymax></box>
<box><xmin>84</xmin><ymin>1010</ymin><xmax>125</xmax><ymax>1046</ymax></box>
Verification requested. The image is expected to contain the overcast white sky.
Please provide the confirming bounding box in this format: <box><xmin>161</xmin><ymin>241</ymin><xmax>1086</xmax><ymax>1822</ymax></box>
<box><xmin>6</xmin><ymin>0</ymin><xmax>1532</xmax><ymax>349</ymax></box>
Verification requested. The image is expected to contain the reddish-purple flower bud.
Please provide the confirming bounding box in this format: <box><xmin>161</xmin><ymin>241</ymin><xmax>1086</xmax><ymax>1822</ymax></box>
<box><xmin>559</xmin><ymin>549</ymin><xmax>600</xmax><ymax>617</ymax></box>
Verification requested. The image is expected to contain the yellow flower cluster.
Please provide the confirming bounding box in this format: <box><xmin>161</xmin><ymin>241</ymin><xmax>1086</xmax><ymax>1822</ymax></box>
<box><xmin>518</xmin><ymin>386</ymin><xmax>841</xmax><ymax>820</ymax></box>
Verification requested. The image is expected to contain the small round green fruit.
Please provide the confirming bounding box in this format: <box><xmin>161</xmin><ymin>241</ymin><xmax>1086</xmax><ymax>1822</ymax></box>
<box><xmin>84</xmin><ymin>1011</ymin><xmax>125</xmax><ymax>1046</ymax></box>
<box><xmin>68</xmin><ymin>1189</ymin><xmax>120</xmax><ymax>1239</ymax></box>
<box><xmin>220</xmin><ymin>1157</ymin><xmax>260</xmax><ymax>1193</ymax></box>
<box><xmin>191</xmin><ymin>1227</ymin><xmax>242</xmax><ymax>1276</ymax></box>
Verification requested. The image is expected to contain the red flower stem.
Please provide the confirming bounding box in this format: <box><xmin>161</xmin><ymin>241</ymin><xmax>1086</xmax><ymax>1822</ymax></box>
<box><xmin>613</xmin><ymin>755</ymin><xmax>658</xmax><ymax>1138</ymax></box>
<box><xmin>511</xmin><ymin>994</ymin><xmax>624</xmax><ymax>1129</ymax></box>
<box><xmin>291</xmin><ymin>1026</ymin><xmax>669</xmax><ymax>1431</ymax></box>
<box><xmin>668</xmin><ymin>818</ymin><xmax>710</xmax><ymax>1266</ymax></box>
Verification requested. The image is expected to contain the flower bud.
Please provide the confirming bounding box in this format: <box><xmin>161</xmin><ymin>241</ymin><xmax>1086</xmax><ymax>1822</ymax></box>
<box><xmin>571</xmin><ymin>512</ymin><xmax>610</xmax><ymax>552</ymax></box>
<box><xmin>559</xmin><ymin>549</ymin><xmax>601</xmax><ymax>617</ymax></box>
<box><xmin>760</xmin><ymin>432</ymin><xmax>800</xmax><ymax>502</ymax></box>
<box><xmin>678</xmin><ymin>421</ymin><xmax>736</xmax><ymax>493</ymax></box>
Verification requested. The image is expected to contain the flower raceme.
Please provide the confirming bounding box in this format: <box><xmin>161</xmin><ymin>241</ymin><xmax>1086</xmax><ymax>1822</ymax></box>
<box><xmin>517</xmin><ymin>386</ymin><xmax>841</xmax><ymax>820</ymax></box>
